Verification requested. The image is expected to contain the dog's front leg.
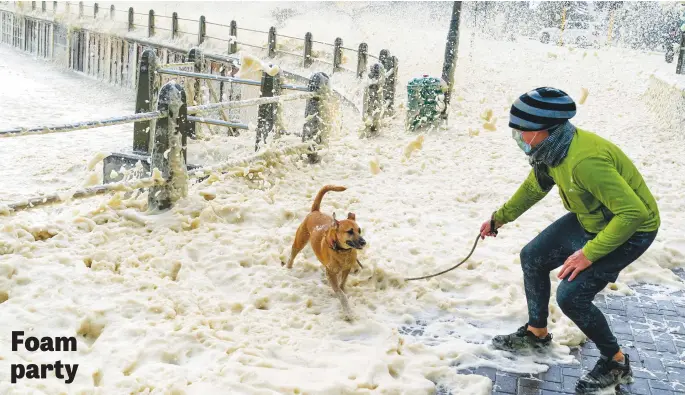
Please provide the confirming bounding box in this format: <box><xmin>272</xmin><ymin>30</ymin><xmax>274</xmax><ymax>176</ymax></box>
<box><xmin>326</xmin><ymin>269</ymin><xmax>353</xmax><ymax>320</ymax></box>
<box><xmin>340</xmin><ymin>269</ymin><xmax>351</xmax><ymax>293</ymax></box>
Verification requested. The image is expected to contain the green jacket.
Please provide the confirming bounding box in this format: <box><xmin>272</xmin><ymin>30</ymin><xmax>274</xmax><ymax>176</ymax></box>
<box><xmin>493</xmin><ymin>128</ymin><xmax>660</xmax><ymax>262</ymax></box>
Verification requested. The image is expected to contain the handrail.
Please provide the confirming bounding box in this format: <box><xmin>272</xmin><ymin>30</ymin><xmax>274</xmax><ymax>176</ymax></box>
<box><xmin>187</xmin><ymin>92</ymin><xmax>317</xmax><ymax>114</ymax></box>
<box><xmin>187</xmin><ymin>116</ymin><xmax>248</xmax><ymax>130</ymax></box>
<box><xmin>157</xmin><ymin>68</ymin><xmax>310</xmax><ymax>91</ymax></box>
<box><xmin>157</xmin><ymin>68</ymin><xmax>261</xmax><ymax>86</ymax></box>
<box><xmin>0</xmin><ymin>111</ymin><xmax>165</xmax><ymax>138</ymax></box>
<box><xmin>1</xmin><ymin>176</ymin><xmax>165</xmax><ymax>214</ymax></box>
<box><xmin>188</xmin><ymin>142</ymin><xmax>316</xmax><ymax>178</ymax></box>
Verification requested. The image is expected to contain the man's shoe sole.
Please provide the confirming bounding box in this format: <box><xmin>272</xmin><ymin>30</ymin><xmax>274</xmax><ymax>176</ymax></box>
<box><xmin>575</xmin><ymin>372</ymin><xmax>633</xmax><ymax>394</ymax></box>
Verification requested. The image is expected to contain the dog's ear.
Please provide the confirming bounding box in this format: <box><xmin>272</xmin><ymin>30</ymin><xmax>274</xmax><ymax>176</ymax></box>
<box><xmin>347</xmin><ymin>212</ymin><xmax>356</xmax><ymax>220</ymax></box>
<box><xmin>332</xmin><ymin>212</ymin><xmax>339</xmax><ymax>227</ymax></box>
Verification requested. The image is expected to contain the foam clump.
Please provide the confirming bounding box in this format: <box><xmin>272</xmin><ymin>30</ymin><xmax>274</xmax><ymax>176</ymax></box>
<box><xmin>579</xmin><ymin>87</ymin><xmax>589</xmax><ymax>105</ymax></box>
<box><xmin>404</xmin><ymin>135</ymin><xmax>425</xmax><ymax>159</ymax></box>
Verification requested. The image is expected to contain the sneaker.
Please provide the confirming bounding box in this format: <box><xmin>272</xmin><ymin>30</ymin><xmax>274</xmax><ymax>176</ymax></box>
<box><xmin>491</xmin><ymin>325</ymin><xmax>553</xmax><ymax>353</ymax></box>
<box><xmin>575</xmin><ymin>354</ymin><xmax>633</xmax><ymax>394</ymax></box>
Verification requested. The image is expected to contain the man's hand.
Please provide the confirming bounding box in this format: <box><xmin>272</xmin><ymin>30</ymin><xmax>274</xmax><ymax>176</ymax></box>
<box><xmin>480</xmin><ymin>218</ymin><xmax>503</xmax><ymax>240</ymax></box>
<box><xmin>557</xmin><ymin>249</ymin><xmax>593</xmax><ymax>281</ymax></box>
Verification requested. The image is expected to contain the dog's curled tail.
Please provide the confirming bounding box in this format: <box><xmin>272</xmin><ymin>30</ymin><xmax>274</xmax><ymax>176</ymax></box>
<box><xmin>311</xmin><ymin>185</ymin><xmax>346</xmax><ymax>212</ymax></box>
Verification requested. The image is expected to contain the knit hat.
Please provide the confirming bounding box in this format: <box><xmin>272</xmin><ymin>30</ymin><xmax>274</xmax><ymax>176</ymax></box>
<box><xmin>509</xmin><ymin>87</ymin><xmax>576</xmax><ymax>132</ymax></box>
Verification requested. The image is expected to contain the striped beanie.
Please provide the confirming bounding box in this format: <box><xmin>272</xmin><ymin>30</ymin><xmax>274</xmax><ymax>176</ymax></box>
<box><xmin>509</xmin><ymin>87</ymin><xmax>576</xmax><ymax>132</ymax></box>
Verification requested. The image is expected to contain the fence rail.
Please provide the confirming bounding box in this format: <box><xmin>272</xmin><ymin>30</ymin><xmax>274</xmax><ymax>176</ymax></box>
<box><xmin>0</xmin><ymin>111</ymin><xmax>165</xmax><ymax>137</ymax></box>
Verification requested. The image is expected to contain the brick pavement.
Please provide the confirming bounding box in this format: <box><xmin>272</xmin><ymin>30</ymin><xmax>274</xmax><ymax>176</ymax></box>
<box><xmin>406</xmin><ymin>269</ymin><xmax>685</xmax><ymax>395</ymax></box>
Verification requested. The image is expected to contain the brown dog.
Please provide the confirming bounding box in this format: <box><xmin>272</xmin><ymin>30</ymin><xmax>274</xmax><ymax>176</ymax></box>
<box><xmin>283</xmin><ymin>185</ymin><xmax>366</xmax><ymax>319</ymax></box>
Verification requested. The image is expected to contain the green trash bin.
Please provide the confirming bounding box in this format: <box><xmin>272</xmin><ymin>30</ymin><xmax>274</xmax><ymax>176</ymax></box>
<box><xmin>405</xmin><ymin>75</ymin><xmax>446</xmax><ymax>131</ymax></box>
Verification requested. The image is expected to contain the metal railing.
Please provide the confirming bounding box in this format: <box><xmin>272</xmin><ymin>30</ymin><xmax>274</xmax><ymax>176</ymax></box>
<box><xmin>0</xmin><ymin>69</ymin><xmax>330</xmax><ymax>215</ymax></box>
<box><xmin>1</xmin><ymin>4</ymin><xmax>398</xmax><ymax>135</ymax></box>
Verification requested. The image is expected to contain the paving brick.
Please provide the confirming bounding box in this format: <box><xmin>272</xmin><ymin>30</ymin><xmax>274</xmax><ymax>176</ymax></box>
<box><xmin>639</xmin><ymin>349</ymin><xmax>662</xmax><ymax>358</ymax></box>
<box><xmin>667</xmin><ymin>367</ymin><xmax>685</xmax><ymax>383</ymax></box>
<box><xmin>581</xmin><ymin>346</ymin><xmax>601</xmax><ymax>358</ymax></box>
<box><xmin>641</xmin><ymin>357</ymin><xmax>665</xmax><ymax>372</ymax></box>
<box><xmin>607</xmin><ymin>308</ymin><xmax>628</xmax><ymax>317</ymax></box>
<box><xmin>539</xmin><ymin>380</ymin><xmax>565</xmax><ymax>392</ymax></box>
<box><xmin>634</xmin><ymin>368</ymin><xmax>669</xmax><ymax>381</ymax></box>
<box><xmin>634</xmin><ymin>331</ymin><xmax>655</xmax><ymax>344</ymax></box>
<box><xmin>614</xmin><ymin>320</ymin><xmax>634</xmax><ymax>335</ymax></box>
<box><xmin>666</xmin><ymin>321</ymin><xmax>685</xmax><ymax>335</ymax></box>
<box><xmin>666</xmin><ymin>314</ymin><xmax>685</xmax><ymax>324</ymax></box>
<box><xmin>657</xmin><ymin>300</ymin><xmax>676</xmax><ymax>311</ymax></box>
<box><xmin>662</xmin><ymin>310</ymin><xmax>680</xmax><ymax>318</ymax></box>
<box><xmin>655</xmin><ymin>338</ymin><xmax>678</xmax><ymax>354</ymax></box>
<box><xmin>627</xmin><ymin>305</ymin><xmax>645</xmax><ymax>318</ymax></box>
<box><xmin>646</xmin><ymin>314</ymin><xmax>667</xmax><ymax>324</ymax></box>
<box><xmin>493</xmin><ymin>373</ymin><xmax>517</xmax><ymax>394</ymax></box>
<box><xmin>519</xmin><ymin>377</ymin><xmax>542</xmax><ymax>389</ymax></box>
<box><xmin>639</xmin><ymin>295</ymin><xmax>658</xmax><ymax>305</ymax></box>
<box><xmin>651</xmin><ymin>389</ymin><xmax>675</xmax><ymax>395</ymax></box>
<box><xmin>517</xmin><ymin>382</ymin><xmax>542</xmax><ymax>395</ymax></box>
<box><xmin>561</xmin><ymin>376</ymin><xmax>578</xmax><ymax>393</ymax></box>
<box><xmin>539</xmin><ymin>366</ymin><xmax>562</xmax><ymax>383</ymax></box>
<box><xmin>662</xmin><ymin>356</ymin><xmax>685</xmax><ymax>370</ymax></box>
<box><xmin>562</xmin><ymin>367</ymin><xmax>582</xmax><ymax>377</ymax></box>
<box><xmin>625</xmin><ymin>377</ymin><xmax>653</xmax><ymax>395</ymax></box>
<box><xmin>649</xmin><ymin>380</ymin><xmax>674</xmax><ymax>391</ymax></box>
<box><xmin>540</xmin><ymin>391</ymin><xmax>569</xmax><ymax>395</ymax></box>
<box><xmin>617</xmin><ymin>333</ymin><xmax>636</xmax><ymax>343</ymax></box>
<box><xmin>623</xmin><ymin>347</ymin><xmax>643</xmax><ymax>368</ymax></box>
<box><xmin>608</xmin><ymin>297</ymin><xmax>626</xmax><ymax>311</ymax></box>
<box><xmin>636</xmin><ymin>341</ymin><xmax>657</xmax><ymax>351</ymax></box>
<box><xmin>473</xmin><ymin>366</ymin><xmax>497</xmax><ymax>382</ymax></box>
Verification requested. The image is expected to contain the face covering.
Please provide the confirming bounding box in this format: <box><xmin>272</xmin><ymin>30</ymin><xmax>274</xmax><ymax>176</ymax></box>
<box><xmin>512</xmin><ymin>129</ymin><xmax>538</xmax><ymax>154</ymax></box>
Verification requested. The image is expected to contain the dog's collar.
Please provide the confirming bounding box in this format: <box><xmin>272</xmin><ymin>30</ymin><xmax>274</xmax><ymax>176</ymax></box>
<box><xmin>328</xmin><ymin>237</ymin><xmax>343</xmax><ymax>251</ymax></box>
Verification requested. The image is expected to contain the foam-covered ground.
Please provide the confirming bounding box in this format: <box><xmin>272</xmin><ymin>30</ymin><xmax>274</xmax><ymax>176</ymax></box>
<box><xmin>1</xmin><ymin>3</ymin><xmax>685</xmax><ymax>395</ymax></box>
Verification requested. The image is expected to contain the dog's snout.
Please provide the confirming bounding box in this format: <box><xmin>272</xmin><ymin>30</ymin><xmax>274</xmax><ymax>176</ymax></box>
<box><xmin>359</xmin><ymin>237</ymin><xmax>366</xmax><ymax>246</ymax></box>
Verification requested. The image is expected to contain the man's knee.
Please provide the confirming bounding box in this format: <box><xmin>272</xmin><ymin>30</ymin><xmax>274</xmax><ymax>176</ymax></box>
<box><xmin>519</xmin><ymin>242</ymin><xmax>538</xmax><ymax>271</ymax></box>
<box><xmin>556</xmin><ymin>285</ymin><xmax>574</xmax><ymax>314</ymax></box>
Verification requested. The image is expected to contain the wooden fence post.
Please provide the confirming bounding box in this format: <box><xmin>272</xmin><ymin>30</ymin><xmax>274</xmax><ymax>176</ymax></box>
<box><xmin>133</xmin><ymin>49</ymin><xmax>157</xmax><ymax>153</ymax></box>
<box><xmin>302</xmin><ymin>72</ymin><xmax>330</xmax><ymax>163</ymax></box>
<box><xmin>149</xmin><ymin>82</ymin><xmax>189</xmax><ymax>211</ymax></box>
<box><xmin>303</xmin><ymin>32</ymin><xmax>313</xmax><ymax>68</ymax></box>
<box><xmin>256</xmin><ymin>67</ymin><xmax>282</xmax><ymax>151</ymax></box>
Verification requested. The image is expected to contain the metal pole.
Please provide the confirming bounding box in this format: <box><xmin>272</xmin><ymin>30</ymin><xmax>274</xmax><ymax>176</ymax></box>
<box><xmin>93</xmin><ymin>3</ymin><xmax>98</xmax><ymax>18</ymax></box>
<box><xmin>149</xmin><ymin>82</ymin><xmax>189</xmax><ymax>211</ymax></box>
<box><xmin>677</xmin><ymin>28</ymin><xmax>685</xmax><ymax>75</ymax></box>
<box><xmin>357</xmin><ymin>42</ymin><xmax>368</xmax><ymax>79</ymax></box>
<box><xmin>441</xmin><ymin>1</ymin><xmax>461</xmax><ymax>119</ymax></box>
<box><xmin>363</xmin><ymin>63</ymin><xmax>384</xmax><ymax>136</ymax></box>
<box><xmin>333</xmin><ymin>37</ymin><xmax>343</xmax><ymax>73</ymax></box>
<box><xmin>148</xmin><ymin>9</ymin><xmax>155</xmax><ymax>37</ymax></box>
<box><xmin>198</xmin><ymin>15</ymin><xmax>206</xmax><ymax>45</ymax></box>
<box><xmin>128</xmin><ymin>7</ymin><xmax>134</xmax><ymax>31</ymax></box>
<box><xmin>303</xmin><ymin>32</ymin><xmax>313</xmax><ymax>68</ymax></box>
<box><xmin>229</xmin><ymin>20</ymin><xmax>237</xmax><ymax>54</ymax></box>
<box><xmin>110</xmin><ymin>5</ymin><xmax>114</xmax><ymax>20</ymax></box>
<box><xmin>268</xmin><ymin>26</ymin><xmax>277</xmax><ymax>58</ymax></box>
<box><xmin>302</xmin><ymin>72</ymin><xmax>330</xmax><ymax>163</ymax></box>
<box><xmin>187</xmin><ymin>47</ymin><xmax>204</xmax><ymax>140</ymax></box>
<box><xmin>256</xmin><ymin>67</ymin><xmax>282</xmax><ymax>151</ymax></box>
<box><xmin>172</xmin><ymin>12</ymin><xmax>178</xmax><ymax>39</ymax></box>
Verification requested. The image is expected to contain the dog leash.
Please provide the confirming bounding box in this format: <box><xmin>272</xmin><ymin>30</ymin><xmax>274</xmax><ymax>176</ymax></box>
<box><xmin>404</xmin><ymin>217</ymin><xmax>497</xmax><ymax>281</ymax></box>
